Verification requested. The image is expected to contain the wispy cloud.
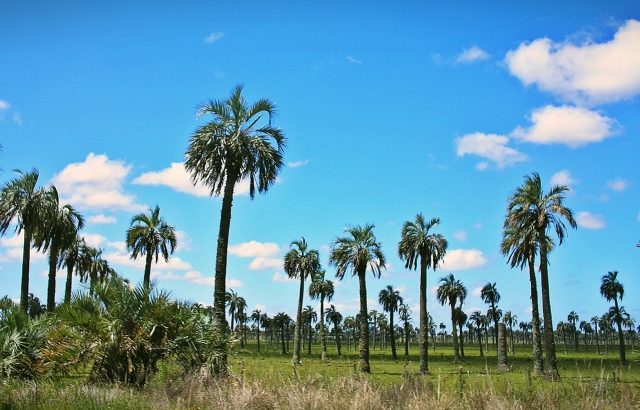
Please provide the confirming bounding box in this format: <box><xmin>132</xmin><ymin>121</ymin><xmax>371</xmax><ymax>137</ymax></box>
<box><xmin>288</xmin><ymin>159</ymin><xmax>310</xmax><ymax>168</ymax></box>
<box><xmin>346</xmin><ymin>55</ymin><xmax>362</xmax><ymax>64</ymax></box>
<box><xmin>88</xmin><ymin>214</ymin><xmax>117</xmax><ymax>224</ymax></box>
<box><xmin>576</xmin><ymin>211</ymin><xmax>606</xmax><ymax>230</ymax></box>
<box><xmin>550</xmin><ymin>170</ymin><xmax>578</xmax><ymax>190</ymax></box>
<box><xmin>456</xmin><ymin>46</ymin><xmax>490</xmax><ymax>64</ymax></box>
<box><xmin>204</xmin><ymin>31</ymin><xmax>225</xmax><ymax>44</ymax></box>
<box><xmin>0</xmin><ymin>99</ymin><xmax>10</xmax><ymax>110</ymax></box>
<box><xmin>607</xmin><ymin>178</ymin><xmax>629</xmax><ymax>192</ymax></box>
<box><xmin>456</xmin><ymin>132</ymin><xmax>527</xmax><ymax>169</ymax></box>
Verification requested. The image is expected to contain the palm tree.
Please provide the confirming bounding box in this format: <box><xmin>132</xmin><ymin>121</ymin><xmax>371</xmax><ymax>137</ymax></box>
<box><xmin>567</xmin><ymin>311</ymin><xmax>579</xmax><ymax>351</ymax></box>
<box><xmin>502</xmin><ymin>311</ymin><xmax>518</xmax><ymax>354</ymax></box>
<box><xmin>398</xmin><ymin>214</ymin><xmax>447</xmax><ymax>374</ymax></box>
<box><xmin>0</xmin><ymin>169</ymin><xmax>55</xmax><ymax>313</ymax></box>
<box><xmin>236</xmin><ymin>297</ymin><xmax>247</xmax><ymax>347</ymax></box>
<box><xmin>469</xmin><ymin>311</ymin><xmax>485</xmax><ymax>357</ymax></box>
<box><xmin>184</xmin><ymin>85</ymin><xmax>286</xmax><ymax>375</ymax></box>
<box><xmin>302</xmin><ymin>305</ymin><xmax>317</xmax><ymax>355</ymax></box>
<box><xmin>590</xmin><ymin>316</ymin><xmax>600</xmax><ymax>354</ymax></box>
<box><xmin>436</xmin><ymin>273</ymin><xmax>466</xmax><ymax>362</ymax></box>
<box><xmin>378</xmin><ymin>285</ymin><xmax>403</xmax><ymax>360</ymax></box>
<box><xmin>398</xmin><ymin>304</ymin><xmax>412</xmax><ymax>356</ymax></box>
<box><xmin>325</xmin><ymin>304</ymin><xmax>343</xmax><ymax>356</ymax></box>
<box><xmin>453</xmin><ymin>307</ymin><xmax>468</xmax><ymax>358</ymax></box>
<box><xmin>330</xmin><ymin>224</ymin><xmax>385</xmax><ymax>373</ymax></box>
<box><xmin>59</xmin><ymin>236</ymin><xmax>89</xmax><ymax>304</ymax></box>
<box><xmin>273</xmin><ymin>312</ymin><xmax>290</xmax><ymax>355</ymax></box>
<box><xmin>225</xmin><ymin>289</ymin><xmax>240</xmax><ymax>332</ymax></box>
<box><xmin>284</xmin><ymin>237</ymin><xmax>320</xmax><ymax>365</ymax></box>
<box><xmin>309</xmin><ymin>269</ymin><xmax>334</xmax><ymax>362</ymax></box>
<box><xmin>34</xmin><ymin>189</ymin><xmax>84</xmax><ymax>311</ymax></box>
<box><xmin>480</xmin><ymin>282</ymin><xmax>500</xmax><ymax>348</ymax></box>
<box><xmin>600</xmin><ymin>271</ymin><xmax>626</xmax><ymax>364</ymax></box>
<box><xmin>505</xmin><ymin>172</ymin><xmax>576</xmax><ymax>380</ymax></box>
<box><xmin>251</xmin><ymin>309</ymin><xmax>265</xmax><ymax>353</ymax></box>
<box><xmin>126</xmin><ymin>205</ymin><xmax>176</xmax><ymax>290</ymax></box>
<box><xmin>501</xmin><ymin>221</ymin><xmax>545</xmax><ymax>375</ymax></box>
<box><xmin>83</xmin><ymin>247</ymin><xmax>116</xmax><ymax>293</ymax></box>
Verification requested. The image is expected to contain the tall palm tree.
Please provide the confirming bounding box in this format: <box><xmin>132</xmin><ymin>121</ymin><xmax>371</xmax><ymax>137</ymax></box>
<box><xmin>398</xmin><ymin>304</ymin><xmax>412</xmax><ymax>356</ymax></box>
<box><xmin>302</xmin><ymin>305</ymin><xmax>317</xmax><ymax>355</ymax></box>
<box><xmin>59</xmin><ymin>236</ymin><xmax>89</xmax><ymax>304</ymax></box>
<box><xmin>502</xmin><ymin>311</ymin><xmax>518</xmax><ymax>354</ymax></box>
<box><xmin>398</xmin><ymin>214</ymin><xmax>447</xmax><ymax>374</ymax></box>
<box><xmin>330</xmin><ymin>224</ymin><xmax>385</xmax><ymax>373</ymax></box>
<box><xmin>453</xmin><ymin>307</ymin><xmax>468</xmax><ymax>358</ymax></box>
<box><xmin>469</xmin><ymin>311</ymin><xmax>485</xmax><ymax>357</ymax></box>
<box><xmin>309</xmin><ymin>269</ymin><xmax>334</xmax><ymax>362</ymax></box>
<box><xmin>600</xmin><ymin>271</ymin><xmax>626</xmax><ymax>364</ymax></box>
<box><xmin>505</xmin><ymin>172</ymin><xmax>576</xmax><ymax>380</ymax></box>
<box><xmin>590</xmin><ymin>315</ymin><xmax>600</xmax><ymax>354</ymax></box>
<box><xmin>126</xmin><ymin>205</ymin><xmax>176</xmax><ymax>290</ymax></box>
<box><xmin>184</xmin><ymin>85</ymin><xmax>286</xmax><ymax>375</ymax></box>
<box><xmin>0</xmin><ymin>169</ymin><xmax>55</xmax><ymax>313</ymax></box>
<box><xmin>501</xmin><ymin>221</ymin><xmax>545</xmax><ymax>375</ymax></box>
<box><xmin>225</xmin><ymin>289</ymin><xmax>240</xmax><ymax>332</ymax></box>
<box><xmin>34</xmin><ymin>188</ymin><xmax>85</xmax><ymax>311</ymax></box>
<box><xmin>436</xmin><ymin>273</ymin><xmax>466</xmax><ymax>362</ymax></box>
<box><xmin>325</xmin><ymin>304</ymin><xmax>343</xmax><ymax>356</ymax></box>
<box><xmin>378</xmin><ymin>285</ymin><xmax>403</xmax><ymax>360</ymax></box>
<box><xmin>567</xmin><ymin>311</ymin><xmax>579</xmax><ymax>351</ymax></box>
<box><xmin>251</xmin><ymin>309</ymin><xmax>264</xmax><ymax>353</ymax></box>
<box><xmin>480</xmin><ymin>282</ymin><xmax>500</xmax><ymax>348</ymax></box>
<box><xmin>284</xmin><ymin>237</ymin><xmax>320</xmax><ymax>365</ymax></box>
<box><xmin>83</xmin><ymin>246</ymin><xmax>116</xmax><ymax>293</ymax></box>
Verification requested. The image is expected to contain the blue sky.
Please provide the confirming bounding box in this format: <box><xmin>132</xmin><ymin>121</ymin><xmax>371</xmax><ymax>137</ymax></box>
<box><xmin>1</xmin><ymin>1</ymin><xmax>639</xmax><ymax>331</ymax></box>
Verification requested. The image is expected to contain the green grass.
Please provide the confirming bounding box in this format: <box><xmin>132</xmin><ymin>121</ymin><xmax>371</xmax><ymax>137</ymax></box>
<box><xmin>1</xmin><ymin>340</ymin><xmax>639</xmax><ymax>409</ymax></box>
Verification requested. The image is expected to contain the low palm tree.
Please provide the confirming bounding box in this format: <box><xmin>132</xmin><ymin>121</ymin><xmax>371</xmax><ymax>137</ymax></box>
<box><xmin>59</xmin><ymin>236</ymin><xmax>89</xmax><ymax>304</ymax></box>
<box><xmin>83</xmin><ymin>247</ymin><xmax>116</xmax><ymax>293</ymax></box>
<box><xmin>378</xmin><ymin>285</ymin><xmax>403</xmax><ymax>360</ymax></box>
<box><xmin>453</xmin><ymin>307</ymin><xmax>468</xmax><ymax>358</ymax></box>
<box><xmin>251</xmin><ymin>309</ymin><xmax>265</xmax><ymax>353</ymax></box>
<box><xmin>0</xmin><ymin>169</ymin><xmax>55</xmax><ymax>312</ymax></box>
<box><xmin>469</xmin><ymin>311</ymin><xmax>485</xmax><ymax>357</ymax></box>
<box><xmin>398</xmin><ymin>214</ymin><xmax>447</xmax><ymax>374</ymax></box>
<box><xmin>436</xmin><ymin>273</ymin><xmax>466</xmax><ymax>362</ymax></box>
<box><xmin>398</xmin><ymin>304</ymin><xmax>412</xmax><ymax>356</ymax></box>
<box><xmin>325</xmin><ymin>304</ymin><xmax>343</xmax><ymax>356</ymax></box>
<box><xmin>126</xmin><ymin>205</ymin><xmax>176</xmax><ymax>290</ymax></box>
<box><xmin>590</xmin><ymin>316</ymin><xmax>601</xmax><ymax>354</ymax></box>
<box><xmin>302</xmin><ymin>305</ymin><xmax>317</xmax><ymax>355</ymax></box>
<box><xmin>184</xmin><ymin>85</ymin><xmax>286</xmax><ymax>375</ymax></box>
<box><xmin>225</xmin><ymin>289</ymin><xmax>240</xmax><ymax>332</ymax></box>
<box><xmin>284</xmin><ymin>237</ymin><xmax>320</xmax><ymax>365</ymax></box>
<box><xmin>330</xmin><ymin>224</ymin><xmax>385</xmax><ymax>373</ymax></box>
<box><xmin>481</xmin><ymin>282</ymin><xmax>500</xmax><ymax>348</ymax></box>
<box><xmin>502</xmin><ymin>311</ymin><xmax>518</xmax><ymax>354</ymax></box>
<box><xmin>600</xmin><ymin>271</ymin><xmax>627</xmax><ymax>364</ymax></box>
<box><xmin>567</xmin><ymin>311</ymin><xmax>579</xmax><ymax>351</ymax></box>
<box><xmin>309</xmin><ymin>269</ymin><xmax>334</xmax><ymax>362</ymax></box>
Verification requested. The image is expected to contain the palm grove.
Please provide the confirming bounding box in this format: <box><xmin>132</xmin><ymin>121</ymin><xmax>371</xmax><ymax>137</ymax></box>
<box><xmin>0</xmin><ymin>87</ymin><xmax>636</xmax><ymax>384</ymax></box>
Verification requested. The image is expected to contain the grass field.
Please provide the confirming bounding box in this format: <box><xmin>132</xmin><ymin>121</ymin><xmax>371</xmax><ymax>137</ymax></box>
<box><xmin>2</xmin><ymin>340</ymin><xmax>638</xmax><ymax>409</ymax></box>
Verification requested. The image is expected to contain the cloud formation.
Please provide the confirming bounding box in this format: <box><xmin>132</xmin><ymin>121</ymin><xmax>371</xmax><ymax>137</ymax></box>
<box><xmin>550</xmin><ymin>170</ymin><xmax>577</xmax><ymax>189</ymax></box>
<box><xmin>506</xmin><ymin>19</ymin><xmax>640</xmax><ymax>105</ymax></box>
<box><xmin>288</xmin><ymin>159</ymin><xmax>310</xmax><ymax>168</ymax></box>
<box><xmin>52</xmin><ymin>153</ymin><xmax>145</xmax><ymax>212</ymax></box>
<box><xmin>576</xmin><ymin>211</ymin><xmax>606</xmax><ymax>230</ymax></box>
<box><xmin>439</xmin><ymin>249</ymin><xmax>488</xmax><ymax>271</ymax></box>
<box><xmin>456</xmin><ymin>133</ymin><xmax>526</xmax><ymax>169</ymax></box>
<box><xmin>87</xmin><ymin>214</ymin><xmax>117</xmax><ymax>224</ymax></box>
<box><xmin>204</xmin><ymin>32</ymin><xmax>225</xmax><ymax>44</ymax></box>
<box><xmin>607</xmin><ymin>178</ymin><xmax>629</xmax><ymax>192</ymax></box>
<box><xmin>456</xmin><ymin>46</ymin><xmax>490</xmax><ymax>64</ymax></box>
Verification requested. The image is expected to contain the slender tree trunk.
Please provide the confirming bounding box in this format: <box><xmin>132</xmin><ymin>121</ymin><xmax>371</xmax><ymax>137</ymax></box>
<box><xmin>280</xmin><ymin>326</ymin><xmax>286</xmax><ymax>354</ymax></box>
<box><xmin>478</xmin><ymin>329</ymin><xmax>484</xmax><ymax>357</ymax></box>
<box><xmin>458</xmin><ymin>323</ymin><xmax>465</xmax><ymax>358</ymax></box>
<box><xmin>357</xmin><ymin>270</ymin><xmax>370</xmax><ymax>373</ymax></box>
<box><xmin>419</xmin><ymin>255</ymin><xmax>429</xmax><ymax>374</ymax></box>
<box><xmin>307</xmin><ymin>321</ymin><xmax>312</xmax><ymax>355</ymax></box>
<box><xmin>320</xmin><ymin>296</ymin><xmax>327</xmax><ymax>361</ymax></box>
<box><xmin>20</xmin><ymin>227</ymin><xmax>32</xmax><ymax>314</ymax></box>
<box><xmin>538</xmin><ymin>231</ymin><xmax>559</xmax><ymax>380</ymax></box>
<box><xmin>47</xmin><ymin>243</ymin><xmax>60</xmax><ymax>312</ymax></box>
<box><xmin>450</xmin><ymin>303</ymin><xmax>460</xmax><ymax>362</ymax></box>
<box><xmin>256</xmin><ymin>324</ymin><xmax>260</xmax><ymax>353</ymax></box>
<box><xmin>404</xmin><ymin>322</ymin><xmax>410</xmax><ymax>356</ymax></box>
<box><xmin>64</xmin><ymin>261</ymin><xmax>74</xmax><ymax>304</ymax></box>
<box><xmin>491</xmin><ymin>301</ymin><xmax>498</xmax><ymax>351</ymax></box>
<box><xmin>335</xmin><ymin>323</ymin><xmax>342</xmax><ymax>356</ymax></box>
<box><xmin>390</xmin><ymin>311</ymin><xmax>397</xmax><ymax>359</ymax></box>
<box><xmin>293</xmin><ymin>275</ymin><xmax>305</xmax><ymax>365</ymax></box>
<box><xmin>143</xmin><ymin>251</ymin><xmax>153</xmax><ymax>290</ymax></box>
<box><xmin>614</xmin><ymin>298</ymin><xmax>627</xmax><ymax>364</ymax></box>
<box><xmin>528</xmin><ymin>256</ymin><xmax>544</xmax><ymax>376</ymax></box>
<box><xmin>212</xmin><ymin>172</ymin><xmax>237</xmax><ymax>376</ymax></box>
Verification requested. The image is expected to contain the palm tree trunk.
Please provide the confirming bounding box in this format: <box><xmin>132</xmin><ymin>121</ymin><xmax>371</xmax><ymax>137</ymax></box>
<box><xmin>478</xmin><ymin>329</ymin><xmax>483</xmax><ymax>357</ymax></box>
<box><xmin>20</xmin><ymin>227</ymin><xmax>32</xmax><ymax>314</ymax></box>
<box><xmin>320</xmin><ymin>296</ymin><xmax>327</xmax><ymax>362</ymax></box>
<box><xmin>358</xmin><ymin>270</ymin><xmax>370</xmax><ymax>373</ymax></box>
<box><xmin>419</xmin><ymin>255</ymin><xmax>428</xmax><ymax>374</ymax></box>
<box><xmin>280</xmin><ymin>325</ymin><xmax>286</xmax><ymax>354</ymax></box>
<box><xmin>293</xmin><ymin>275</ymin><xmax>305</xmax><ymax>365</ymax></box>
<box><xmin>256</xmin><ymin>324</ymin><xmax>260</xmax><ymax>353</ymax></box>
<box><xmin>390</xmin><ymin>311</ymin><xmax>397</xmax><ymax>359</ymax></box>
<box><xmin>538</xmin><ymin>233</ymin><xmax>559</xmax><ymax>380</ymax></box>
<box><xmin>47</xmin><ymin>243</ymin><xmax>60</xmax><ymax>312</ymax></box>
<box><xmin>307</xmin><ymin>321</ymin><xmax>312</xmax><ymax>355</ymax></box>
<box><xmin>404</xmin><ymin>322</ymin><xmax>410</xmax><ymax>356</ymax></box>
<box><xmin>212</xmin><ymin>172</ymin><xmax>237</xmax><ymax>375</ymax></box>
<box><xmin>491</xmin><ymin>301</ymin><xmax>498</xmax><ymax>351</ymax></box>
<box><xmin>458</xmin><ymin>323</ymin><xmax>465</xmax><ymax>358</ymax></box>
<box><xmin>450</xmin><ymin>304</ymin><xmax>460</xmax><ymax>362</ymax></box>
<box><xmin>528</xmin><ymin>256</ymin><xmax>544</xmax><ymax>376</ymax></box>
<box><xmin>143</xmin><ymin>251</ymin><xmax>153</xmax><ymax>289</ymax></box>
<box><xmin>614</xmin><ymin>298</ymin><xmax>627</xmax><ymax>364</ymax></box>
<box><xmin>335</xmin><ymin>323</ymin><xmax>342</xmax><ymax>356</ymax></box>
<box><xmin>64</xmin><ymin>262</ymin><xmax>74</xmax><ymax>304</ymax></box>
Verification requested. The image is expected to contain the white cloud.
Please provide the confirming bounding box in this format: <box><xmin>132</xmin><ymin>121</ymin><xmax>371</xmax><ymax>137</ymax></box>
<box><xmin>0</xmin><ymin>99</ymin><xmax>10</xmax><ymax>110</ymax></box>
<box><xmin>204</xmin><ymin>32</ymin><xmax>225</xmax><ymax>44</ymax></box>
<box><xmin>106</xmin><ymin>241</ymin><xmax>126</xmax><ymax>253</ymax></box>
<box><xmin>0</xmin><ymin>232</ymin><xmax>46</xmax><ymax>262</ymax></box>
<box><xmin>439</xmin><ymin>249</ymin><xmax>488</xmax><ymax>271</ymax></box>
<box><xmin>175</xmin><ymin>230</ymin><xmax>192</xmax><ymax>252</ymax></box>
<box><xmin>475</xmin><ymin>162</ymin><xmax>489</xmax><ymax>171</ymax></box>
<box><xmin>12</xmin><ymin>112</ymin><xmax>22</xmax><ymax>126</ymax></box>
<box><xmin>607</xmin><ymin>178</ymin><xmax>629</xmax><ymax>192</ymax></box>
<box><xmin>453</xmin><ymin>230</ymin><xmax>467</xmax><ymax>242</ymax></box>
<box><xmin>87</xmin><ymin>214</ymin><xmax>117</xmax><ymax>224</ymax></box>
<box><xmin>550</xmin><ymin>170</ymin><xmax>577</xmax><ymax>189</ymax></box>
<box><xmin>249</xmin><ymin>257</ymin><xmax>282</xmax><ymax>271</ymax></box>
<box><xmin>52</xmin><ymin>153</ymin><xmax>145</xmax><ymax>212</ymax></box>
<box><xmin>576</xmin><ymin>212</ymin><xmax>606</xmax><ymax>230</ymax></box>
<box><xmin>107</xmin><ymin>250</ymin><xmax>193</xmax><ymax>271</ymax></box>
<box><xmin>505</xmin><ymin>19</ymin><xmax>640</xmax><ymax>105</ymax></box>
<box><xmin>456</xmin><ymin>132</ymin><xmax>526</xmax><ymax>169</ymax></box>
<box><xmin>472</xmin><ymin>286</ymin><xmax>483</xmax><ymax>297</ymax></box>
<box><xmin>456</xmin><ymin>46</ymin><xmax>490</xmax><ymax>64</ymax></box>
<box><xmin>227</xmin><ymin>278</ymin><xmax>243</xmax><ymax>288</ymax></box>
<box><xmin>511</xmin><ymin>105</ymin><xmax>616</xmax><ymax>148</ymax></box>
<box><xmin>272</xmin><ymin>272</ymin><xmax>296</xmax><ymax>283</ymax></box>
<box><xmin>228</xmin><ymin>241</ymin><xmax>280</xmax><ymax>258</ymax></box>
<box><xmin>346</xmin><ymin>55</ymin><xmax>362</xmax><ymax>64</ymax></box>
<box><xmin>288</xmin><ymin>159</ymin><xmax>310</xmax><ymax>168</ymax></box>
<box><xmin>151</xmin><ymin>270</ymin><xmax>222</xmax><ymax>287</ymax></box>
<box><xmin>83</xmin><ymin>233</ymin><xmax>106</xmax><ymax>248</ymax></box>
<box><xmin>133</xmin><ymin>162</ymin><xmax>251</xmax><ymax>197</ymax></box>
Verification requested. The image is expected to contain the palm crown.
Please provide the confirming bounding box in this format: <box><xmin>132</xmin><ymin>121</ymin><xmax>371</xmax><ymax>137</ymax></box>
<box><xmin>330</xmin><ymin>224</ymin><xmax>386</xmax><ymax>279</ymax></box>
